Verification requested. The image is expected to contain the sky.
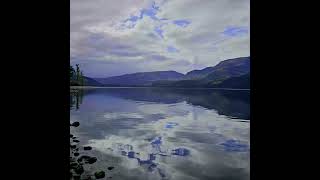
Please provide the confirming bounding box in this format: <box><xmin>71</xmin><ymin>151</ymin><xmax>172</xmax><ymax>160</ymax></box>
<box><xmin>70</xmin><ymin>0</ymin><xmax>250</xmax><ymax>78</ymax></box>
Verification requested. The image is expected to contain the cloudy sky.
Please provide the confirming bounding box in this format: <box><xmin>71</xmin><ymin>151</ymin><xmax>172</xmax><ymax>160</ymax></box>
<box><xmin>70</xmin><ymin>0</ymin><xmax>250</xmax><ymax>78</ymax></box>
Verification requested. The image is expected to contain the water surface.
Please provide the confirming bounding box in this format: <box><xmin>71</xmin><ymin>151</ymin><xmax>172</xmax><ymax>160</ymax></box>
<box><xmin>70</xmin><ymin>88</ymin><xmax>250</xmax><ymax>180</ymax></box>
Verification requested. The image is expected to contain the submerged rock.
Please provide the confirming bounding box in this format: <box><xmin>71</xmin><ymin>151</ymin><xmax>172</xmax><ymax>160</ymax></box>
<box><xmin>83</xmin><ymin>146</ymin><xmax>92</xmax><ymax>150</ymax></box>
<box><xmin>70</xmin><ymin>145</ymin><xmax>77</xmax><ymax>149</ymax></box>
<box><xmin>70</xmin><ymin>134</ymin><xmax>73</xmax><ymax>138</ymax></box>
<box><xmin>107</xmin><ymin>167</ymin><xmax>114</xmax><ymax>170</ymax></box>
<box><xmin>71</xmin><ymin>122</ymin><xmax>80</xmax><ymax>127</ymax></box>
<box><xmin>94</xmin><ymin>171</ymin><xmax>105</xmax><ymax>179</ymax></box>
<box><xmin>74</xmin><ymin>152</ymin><xmax>79</xmax><ymax>156</ymax></box>
<box><xmin>73</xmin><ymin>139</ymin><xmax>80</xmax><ymax>143</ymax></box>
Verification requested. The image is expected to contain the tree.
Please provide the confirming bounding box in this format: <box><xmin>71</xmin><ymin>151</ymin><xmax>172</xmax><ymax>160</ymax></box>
<box><xmin>70</xmin><ymin>64</ymin><xmax>85</xmax><ymax>86</ymax></box>
<box><xmin>80</xmin><ymin>71</ymin><xmax>84</xmax><ymax>86</ymax></box>
<box><xmin>70</xmin><ymin>66</ymin><xmax>75</xmax><ymax>80</ymax></box>
<box><xmin>76</xmin><ymin>64</ymin><xmax>80</xmax><ymax>83</ymax></box>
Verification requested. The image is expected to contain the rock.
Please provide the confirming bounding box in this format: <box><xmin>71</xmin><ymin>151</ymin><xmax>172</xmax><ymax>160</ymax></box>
<box><xmin>70</xmin><ymin>145</ymin><xmax>77</xmax><ymax>149</ymax></box>
<box><xmin>77</xmin><ymin>155</ymin><xmax>97</xmax><ymax>164</ymax></box>
<box><xmin>73</xmin><ymin>139</ymin><xmax>80</xmax><ymax>143</ymax></box>
<box><xmin>87</xmin><ymin>157</ymin><xmax>97</xmax><ymax>164</ymax></box>
<box><xmin>71</xmin><ymin>122</ymin><xmax>80</xmax><ymax>127</ymax></box>
<box><xmin>83</xmin><ymin>146</ymin><xmax>92</xmax><ymax>150</ymax></box>
<box><xmin>74</xmin><ymin>152</ymin><xmax>79</xmax><ymax>156</ymax></box>
<box><xmin>70</xmin><ymin>134</ymin><xmax>74</xmax><ymax>138</ymax></box>
<box><xmin>94</xmin><ymin>171</ymin><xmax>105</xmax><ymax>179</ymax></box>
<box><xmin>77</xmin><ymin>155</ymin><xmax>90</xmax><ymax>162</ymax></box>
<box><xmin>72</xmin><ymin>137</ymin><xmax>77</xmax><ymax>139</ymax></box>
<box><xmin>107</xmin><ymin>167</ymin><xmax>114</xmax><ymax>171</ymax></box>
<box><xmin>74</xmin><ymin>164</ymin><xmax>84</xmax><ymax>174</ymax></box>
<box><xmin>70</xmin><ymin>162</ymin><xmax>78</xmax><ymax>169</ymax></box>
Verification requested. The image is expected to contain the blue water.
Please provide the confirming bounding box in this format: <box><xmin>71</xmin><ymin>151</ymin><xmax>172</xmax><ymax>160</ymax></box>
<box><xmin>70</xmin><ymin>88</ymin><xmax>250</xmax><ymax>180</ymax></box>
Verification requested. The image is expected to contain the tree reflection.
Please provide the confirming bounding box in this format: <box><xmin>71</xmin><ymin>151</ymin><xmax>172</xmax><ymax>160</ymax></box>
<box><xmin>70</xmin><ymin>88</ymin><xmax>84</xmax><ymax>110</ymax></box>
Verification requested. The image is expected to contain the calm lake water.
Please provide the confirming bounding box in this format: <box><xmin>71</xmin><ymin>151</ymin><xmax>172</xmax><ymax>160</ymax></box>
<box><xmin>70</xmin><ymin>88</ymin><xmax>250</xmax><ymax>180</ymax></box>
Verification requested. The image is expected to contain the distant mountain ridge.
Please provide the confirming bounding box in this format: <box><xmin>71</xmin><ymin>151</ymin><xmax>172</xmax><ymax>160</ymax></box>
<box><xmin>94</xmin><ymin>71</ymin><xmax>184</xmax><ymax>86</ymax></box>
<box><xmin>152</xmin><ymin>57</ymin><xmax>250</xmax><ymax>88</ymax></box>
<box><xmin>185</xmin><ymin>57</ymin><xmax>250</xmax><ymax>80</ymax></box>
<box><xmin>92</xmin><ymin>56</ymin><xmax>250</xmax><ymax>88</ymax></box>
<box><xmin>83</xmin><ymin>76</ymin><xmax>103</xmax><ymax>86</ymax></box>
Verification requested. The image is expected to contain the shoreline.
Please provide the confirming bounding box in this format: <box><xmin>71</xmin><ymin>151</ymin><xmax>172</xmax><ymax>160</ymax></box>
<box><xmin>70</xmin><ymin>86</ymin><xmax>250</xmax><ymax>91</ymax></box>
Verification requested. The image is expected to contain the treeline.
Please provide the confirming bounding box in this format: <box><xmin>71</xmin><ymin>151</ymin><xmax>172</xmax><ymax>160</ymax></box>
<box><xmin>70</xmin><ymin>64</ymin><xmax>85</xmax><ymax>86</ymax></box>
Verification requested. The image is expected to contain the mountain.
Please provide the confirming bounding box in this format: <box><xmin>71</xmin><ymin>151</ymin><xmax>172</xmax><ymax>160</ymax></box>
<box><xmin>210</xmin><ymin>73</ymin><xmax>250</xmax><ymax>89</ymax></box>
<box><xmin>94</xmin><ymin>71</ymin><xmax>184</xmax><ymax>86</ymax></box>
<box><xmin>185</xmin><ymin>57</ymin><xmax>250</xmax><ymax>80</ymax></box>
<box><xmin>152</xmin><ymin>57</ymin><xmax>250</xmax><ymax>88</ymax></box>
<box><xmin>90</xmin><ymin>56</ymin><xmax>250</xmax><ymax>88</ymax></box>
<box><xmin>83</xmin><ymin>76</ymin><xmax>103</xmax><ymax>86</ymax></box>
<box><xmin>185</xmin><ymin>67</ymin><xmax>215</xmax><ymax>79</ymax></box>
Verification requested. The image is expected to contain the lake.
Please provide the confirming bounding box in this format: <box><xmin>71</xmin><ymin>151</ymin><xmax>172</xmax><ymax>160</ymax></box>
<box><xmin>70</xmin><ymin>87</ymin><xmax>250</xmax><ymax>180</ymax></box>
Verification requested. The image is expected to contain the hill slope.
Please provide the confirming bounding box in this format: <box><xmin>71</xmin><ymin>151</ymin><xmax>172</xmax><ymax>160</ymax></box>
<box><xmin>89</xmin><ymin>56</ymin><xmax>250</xmax><ymax>88</ymax></box>
<box><xmin>152</xmin><ymin>57</ymin><xmax>250</xmax><ymax>88</ymax></box>
<box><xmin>83</xmin><ymin>76</ymin><xmax>103</xmax><ymax>86</ymax></box>
<box><xmin>210</xmin><ymin>73</ymin><xmax>250</xmax><ymax>89</ymax></box>
<box><xmin>94</xmin><ymin>71</ymin><xmax>185</xmax><ymax>86</ymax></box>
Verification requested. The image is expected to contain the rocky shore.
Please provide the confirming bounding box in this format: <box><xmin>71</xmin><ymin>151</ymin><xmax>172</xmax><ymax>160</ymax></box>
<box><xmin>70</xmin><ymin>121</ymin><xmax>114</xmax><ymax>180</ymax></box>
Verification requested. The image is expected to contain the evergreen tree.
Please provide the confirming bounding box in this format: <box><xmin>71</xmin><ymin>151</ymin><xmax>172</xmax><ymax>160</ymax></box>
<box><xmin>76</xmin><ymin>64</ymin><xmax>80</xmax><ymax>83</ymax></box>
<box><xmin>80</xmin><ymin>71</ymin><xmax>84</xmax><ymax>86</ymax></box>
<box><xmin>70</xmin><ymin>64</ymin><xmax>85</xmax><ymax>86</ymax></box>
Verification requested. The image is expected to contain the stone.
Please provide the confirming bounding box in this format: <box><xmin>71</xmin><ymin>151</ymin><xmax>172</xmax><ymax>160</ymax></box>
<box><xmin>83</xmin><ymin>146</ymin><xmax>92</xmax><ymax>150</ymax></box>
<box><xmin>107</xmin><ymin>167</ymin><xmax>114</xmax><ymax>171</ymax></box>
<box><xmin>77</xmin><ymin>155</ymin><xmax>97</xmax><ymax>164</ymax></box>
<box><xmin>71</xmin><ymin>122</ymin><xmax>80</xmax><ymax>127</ymax></box>
<box><xmin>74</xmin><ymin>164</ymin><xmax>84</xmax><ymax>174</ymax></box>
<box><xmin>94</xmin><ymin>171</ymin><xmax>105</xmax><ymax>179</ymax></box>
<box><xmin>87</xmin><ymin>157</ymin><xmax>97</xmax><ymax>164</ymax></box>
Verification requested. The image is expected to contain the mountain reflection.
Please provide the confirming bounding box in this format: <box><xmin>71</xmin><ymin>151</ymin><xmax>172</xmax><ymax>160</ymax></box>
<box><xmin>70</xmin><ymin>88</ymin><xmax>250</xmax><ymax>120</ymax></box>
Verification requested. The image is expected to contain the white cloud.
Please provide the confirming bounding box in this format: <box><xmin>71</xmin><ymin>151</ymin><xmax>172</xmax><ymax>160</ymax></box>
<box><xmin>70</xmin><ymin>0</ymin><xmax>250</xmax><ymax>77</ymax></box>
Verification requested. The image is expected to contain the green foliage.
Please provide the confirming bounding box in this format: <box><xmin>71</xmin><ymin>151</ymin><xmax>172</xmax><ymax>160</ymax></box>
<box><xmin>70</xmin><ymin>64</ymin><xmax>85</xmax><ymax>86</ymax></box>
